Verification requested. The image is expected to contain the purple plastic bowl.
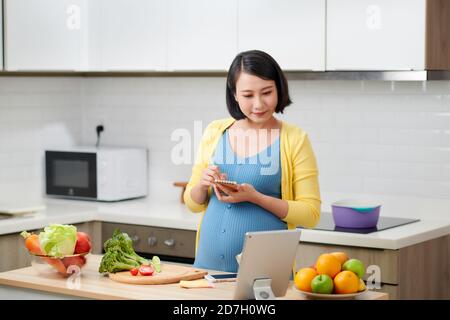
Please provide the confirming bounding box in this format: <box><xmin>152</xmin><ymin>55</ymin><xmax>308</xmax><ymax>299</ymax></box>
<box><xmin>331</xmin><ymin>200</ymin><xmax>381</xmax><ymax>228</ymax></box>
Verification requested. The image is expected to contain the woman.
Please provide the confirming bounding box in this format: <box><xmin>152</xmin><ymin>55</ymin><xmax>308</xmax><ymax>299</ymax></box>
<box><xmin>184</xmin><ymin>50</ymin><xmax>321</xmax><ymax>272</ymax></box>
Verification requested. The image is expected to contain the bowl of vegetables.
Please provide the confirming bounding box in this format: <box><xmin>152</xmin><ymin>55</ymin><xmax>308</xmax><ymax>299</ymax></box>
<box><xmin>21</xmin><ymin>224</ymin><xmax>92</xmax><ymax>277</ymax></box>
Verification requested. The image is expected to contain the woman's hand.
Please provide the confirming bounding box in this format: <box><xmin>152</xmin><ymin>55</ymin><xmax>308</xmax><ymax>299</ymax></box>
<box><xmin>190</xmin><ymin>165</ymin><xmax>227</xmax><ymax>205</ymax></box>
<box><xmin>214</xmin><ymin>182</ymin><xmax>289</xmax><ymax>219</ymax></box>
<box><xmin>197</xmin><ymin>165</ymin><xmax>226</xmax><ymax>192</ymax></box>
<box><xmin>213</xmin><ymin>183</ymin><xmax>259</xmax><ymax>204</ymax></box>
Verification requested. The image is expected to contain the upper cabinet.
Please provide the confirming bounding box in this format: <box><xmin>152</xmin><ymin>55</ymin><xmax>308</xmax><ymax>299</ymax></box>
<box><xmin>2</xmin><ymin>0</ymin><xmax>449</xmax><ymax>73</ymax></box>
<box><xmin>326</xmin><ymin>0</ymin><xmax>426</xmax><ymax>71</ymax></box>
<box><xmin>89</xmin><ymin>0</ymin><xmax>167</xmax><ymax>71</ymax></box>
<box><xmin>4</xmin><ymin>0</ymin><xmax>88</xmax><ymax>71</ymax></box>
<box><xmin>238</xmin><ymin>0</ymin><xmax>325</xmax><ymax>71</ymax></box>
<box><xmin>167</xmin><ymin>0</ymin><xmax>237</xmax><ymax>71</ymax></box>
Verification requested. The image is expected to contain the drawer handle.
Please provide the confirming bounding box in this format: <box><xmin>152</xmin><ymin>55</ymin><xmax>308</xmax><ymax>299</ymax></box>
<box><xmin>147</xmin><ymin>236</ymin><xmax>157</xmax><ymax>247</ymax></box>
<box><xmin>130</xmin><ymin>235</ymin><xmax>140</xmax><ymax>243</ymax></box>
<box><xmin>164</xmin><ymin>238</ymin><xmax>175</xmax><ymax>247</ymax></box>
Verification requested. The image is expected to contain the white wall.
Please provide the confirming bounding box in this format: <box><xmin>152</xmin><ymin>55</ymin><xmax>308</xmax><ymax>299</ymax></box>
<box><xmin>1</xmin><ymin>76</ymin><xmax>449</xmax><ymax>220</ymax></box>
<box><xmin>0</xmin><ymin>77</ymin><xmax>82</xmax><ymax>203</ymax></box>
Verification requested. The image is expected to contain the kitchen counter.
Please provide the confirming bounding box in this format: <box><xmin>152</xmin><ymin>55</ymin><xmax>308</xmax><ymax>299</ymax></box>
<box><xmin>0</xmin><ymin>197</ymin><xmax>449</xmax><ymax>250</ymax></box>
<box><xmin>0</xmin><ymin>255</ymin><xmax>388</xmax><ymax>300</ymax></box>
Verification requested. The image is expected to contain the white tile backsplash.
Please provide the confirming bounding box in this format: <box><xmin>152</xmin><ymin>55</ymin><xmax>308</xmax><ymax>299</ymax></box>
<box><xmin>346</xmin><ymin>127</ymin><xmax>380</xmax><ymax>143</ymax></box>
<box><xmin>442</xmin><ymin>165</ymin><xmax>450</xmax><ymax>180</ymax></box>
<box><xmin>379</xmin><ymin>128</ymin><xmax>445</xmax><ymax>146</ymax></box>
<box><xmin>319</xmin><ymin>175</ymin><xmax>365</xmax><ymax>193</ymax></box>
<box><xmin>379</xmin><ymin>162</ymin><xmax>442</xmax><ymax>180</ymax></box>
<box><xmin>0</xmin><ymin>77</ymin><xmax>82</xmax><ymax>203</ymax></box>
<box><xmin>363</xmin><ymin>111</ymin><xmax>400</xmax><ymax>127</ymax></box>
<box><xmin>363</xmin><ymin>177</ymin><xmax>428</xmax><ymax>198</ymax></box>
<box><xmin>318</xmin><ymin>159</ymin><xmax>379</xmax><ymax>177</ymax></box>
<box><xmin>394</xmin><ymin>145</ymin><xmax>450</xmax><ymax>164</ymax></box>
<box><xmin>0</xmin><ymin>76</ymin><xmax>449</xmax><ymax>219</ymax></box>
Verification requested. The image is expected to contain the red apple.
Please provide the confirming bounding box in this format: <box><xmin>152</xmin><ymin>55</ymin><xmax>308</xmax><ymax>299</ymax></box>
<box><xmin>74</xmin><ymin>232</ymin><xmax>92</xmax><ymax>254</ymax></box>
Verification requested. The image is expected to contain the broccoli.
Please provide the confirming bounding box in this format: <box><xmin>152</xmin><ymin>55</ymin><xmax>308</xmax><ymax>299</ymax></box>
<box><xmin>103</xmin><ymin>229</ymin><xmax>149</xmax><ymax>266</ymax></box>
<box><xmin>99</xmin><ymin>250</ymin><xmax>140</xmax><ymax>273</ymax></box>
<box><xmin>99</xmin><ymin>229</ymin><xmax>150</xmax><ymax>273</ymax></box>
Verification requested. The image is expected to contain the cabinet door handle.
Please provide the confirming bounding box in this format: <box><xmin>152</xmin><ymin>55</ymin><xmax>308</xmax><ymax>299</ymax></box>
<box><xmin>147</xmin><ymin>236</ymin><xmax>157</xmax><ymax>247</ymax></box>
<box><xmin>130</xmin><ymin>235</ymin><xmax>140</xmax><ymax>243</ymax></box>
<box><xmin>164</xmin><ymin>239</ymin><xmax>175</xmax><ymax>247</ymax></box>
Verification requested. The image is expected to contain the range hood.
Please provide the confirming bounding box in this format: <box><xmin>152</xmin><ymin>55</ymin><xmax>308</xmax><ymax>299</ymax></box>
<box><xmin>285</xmin><ymin>70</ymin><xmax>450</xmax><ymax>81</ymax></box>
<box><xmin>0</xmin><ymin>70</ymin><xmax>449</xmax><ymax>81</ymax></box>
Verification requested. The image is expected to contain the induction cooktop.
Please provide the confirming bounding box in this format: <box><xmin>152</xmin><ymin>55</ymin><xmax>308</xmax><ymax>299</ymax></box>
<box><xmin>310</xmin><ymin>212</ymin><xmax>420</xmax><ymax>234</ymax></box>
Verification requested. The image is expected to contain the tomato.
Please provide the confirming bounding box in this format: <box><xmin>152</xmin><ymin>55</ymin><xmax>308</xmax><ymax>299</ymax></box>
<box><xmin>139</xmin><ymin>265</ymin><xmax>154</xmax><ymax>276</ymax></box>
<box><xmin>130</xmin><ymin>268</ymin><xmax>139</xmax><ymax>276</ymax></box>
<box><xmin>74</xmin><ymin>232</ymin><xmax>92</xmax><ymax>254</ymax></box>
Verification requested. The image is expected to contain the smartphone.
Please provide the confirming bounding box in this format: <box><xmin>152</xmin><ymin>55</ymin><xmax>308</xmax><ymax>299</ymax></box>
<box><xmin>214</xmin><ymin>179</ymin><xmax>238</xmax><ymax>189</ymax></box>
<box><xmin>204</xmin><ymin>273</ymin><xmax>238</xmax><ymax>283</ymax></box>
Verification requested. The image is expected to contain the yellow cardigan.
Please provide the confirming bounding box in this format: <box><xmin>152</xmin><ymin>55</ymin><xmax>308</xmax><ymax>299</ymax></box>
<box><xmin>183</xmin><ymin>117</ymin><xmax>321</xmax><ymax>251</ymax></box>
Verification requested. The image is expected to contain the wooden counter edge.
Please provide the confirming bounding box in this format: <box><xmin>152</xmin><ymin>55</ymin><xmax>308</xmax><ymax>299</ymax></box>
<box><xmin>0</xmin><ymin>277</ymin><xmax>128</xmax><ymax>300</ymax></box>
<box><xmin>0</xmin><ymin>254</ymin><xmax>389</xmax><ymax>300</ymax></box>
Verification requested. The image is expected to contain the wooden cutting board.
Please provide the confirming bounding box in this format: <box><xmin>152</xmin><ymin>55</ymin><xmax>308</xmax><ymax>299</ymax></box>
<box><xmin>108</xmin><ymin>263</ymin><xmax>208</xmax><ymax>285</ymax></box>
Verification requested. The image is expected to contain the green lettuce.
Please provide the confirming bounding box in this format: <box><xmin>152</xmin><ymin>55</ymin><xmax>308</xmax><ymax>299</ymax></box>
<box><xmin>39</xmin><ymin>224</ymin><xmax>77</xmax><ymax>257</ymax></box>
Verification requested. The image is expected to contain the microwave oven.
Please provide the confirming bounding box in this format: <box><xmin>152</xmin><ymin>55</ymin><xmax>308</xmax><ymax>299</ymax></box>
<box><xmin>45</xmin><ymin>147</ymin><xmax>148</xmax><ymax>201</ymax></box>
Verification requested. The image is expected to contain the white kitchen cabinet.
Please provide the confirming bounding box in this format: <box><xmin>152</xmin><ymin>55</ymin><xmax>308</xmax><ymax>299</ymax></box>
<box><xmin>167</xmin><ymin>0</ymin><xmax>238</xmax><ymax>71</ymax></box>
<box><xmin>326</xmin><ymin>0</ymin><xmax>426</xmax><ymax>71</ymax></box>
<box><xmin>238</xmin><ymin>0</ymin><xmax>325</xmax><ymax>71</ymax></box>
<box><xmin>4</xmin><ymin>0</ymin><xmax>88</xmax><ymax>71</ymax></box>
<box><xmin>89</xmin><ymin>0</ymin><xmax>167</xmax><ymax>71</ymax></box>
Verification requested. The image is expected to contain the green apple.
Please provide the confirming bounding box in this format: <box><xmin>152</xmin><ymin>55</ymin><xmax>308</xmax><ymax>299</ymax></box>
<box><xmin>342</xmin><ymin>259</ymin><xmax>365</xmax><ymax>278</ymax></box>
<box><xmin>311</xmin><ymin>274</ymin><xmax>334</xmax><ymax>294</ymax></box>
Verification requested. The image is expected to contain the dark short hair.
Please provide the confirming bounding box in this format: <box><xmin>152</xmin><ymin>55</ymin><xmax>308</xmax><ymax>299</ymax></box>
<box><xmin>226</xmin><ymin>50</ymin><xmax>292</xmax><ymax>120</ymax></box>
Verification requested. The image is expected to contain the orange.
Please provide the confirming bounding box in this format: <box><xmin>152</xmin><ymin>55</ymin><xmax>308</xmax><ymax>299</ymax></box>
<box><xmin>330</xmin><ymin>252</ymin><xmax>349</xmax><ymax>265</ymax></box>
<box><xmin>315</xmin><ymin>254</ymin><xmax>341</xmax><ymax>278</ymax></box>
<box><xmin>333</xmin><ymin>271</ymin><xmax>359</xmax><ymax>294</ymax></box>
<box><xmin>294</xmin><ymin>267</ymin><xmax>318</xmax><ymax>292</ymax></box>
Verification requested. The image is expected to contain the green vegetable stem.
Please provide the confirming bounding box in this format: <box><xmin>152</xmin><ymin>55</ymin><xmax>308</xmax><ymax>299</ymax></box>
<box><xmin>151</xmin><ymin>256</ymin><xmax>161</xmax><ymax>273</ymax></box>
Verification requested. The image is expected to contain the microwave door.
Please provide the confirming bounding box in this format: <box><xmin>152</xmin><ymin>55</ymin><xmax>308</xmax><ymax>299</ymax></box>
<box><xmin>45</xmin><ymin>151</ymin><xmax>97</xmax><ymax>198</ymax></box>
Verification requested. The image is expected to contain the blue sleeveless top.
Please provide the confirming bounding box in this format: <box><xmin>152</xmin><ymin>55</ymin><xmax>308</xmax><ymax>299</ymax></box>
<box><xmin>193</xmin><ymin>130</ymin><xmax>287</xmax><ymax>272</ymax></box>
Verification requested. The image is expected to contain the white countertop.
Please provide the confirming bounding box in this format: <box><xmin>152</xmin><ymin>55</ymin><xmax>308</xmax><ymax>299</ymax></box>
<box><xmin>0</xmin><ymin>197</ymin><xmax>449</xmax><ymax>250</ymax></box>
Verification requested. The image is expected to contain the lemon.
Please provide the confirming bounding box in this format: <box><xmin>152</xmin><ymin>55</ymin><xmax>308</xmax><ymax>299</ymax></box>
<box><xmin>358</xmin><ymin>278</ymin><xmax>366</xmax><ymax>292</ymax></box>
